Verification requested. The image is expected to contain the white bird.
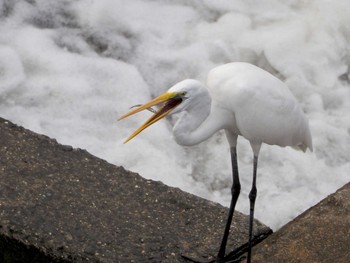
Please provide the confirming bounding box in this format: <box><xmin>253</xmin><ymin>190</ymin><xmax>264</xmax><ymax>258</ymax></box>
<box><xmin>118</xmin><ymin>62</ymin><xmax>313</xmax><ymax>263</ymax></box>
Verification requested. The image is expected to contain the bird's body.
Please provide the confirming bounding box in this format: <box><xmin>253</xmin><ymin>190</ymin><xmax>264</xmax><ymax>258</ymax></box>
<box><xmin>208</xmin><ymin>63</ymin><xmax>312</xmax><ymax>151</ymax></box>
<box><xmin>118</xmin><ymin>62</ymin><xmax>313</xmax><ymax>262</ymax></box>
<box><xmin>169</xmin><ymin>63</ymin><xmax>312</xmax><ymax>153</ymax></box>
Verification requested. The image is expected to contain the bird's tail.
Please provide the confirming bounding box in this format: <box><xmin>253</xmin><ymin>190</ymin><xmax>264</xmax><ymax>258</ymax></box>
<box><xmin>292</xmin><ymin>133</ymin><xmax>313</xmax><ymax>152</ymax></box>
<box><xmin>292</xmin><ymin>143</ymin><xmax>309</xmax><ymax>152</ymax></box>
<box><xmin>294</xmin><ymin>119</ymin><xmax>313</xmax><ymax>152</ymax></box>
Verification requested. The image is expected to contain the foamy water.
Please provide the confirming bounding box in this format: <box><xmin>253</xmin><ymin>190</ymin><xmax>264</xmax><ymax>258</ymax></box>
<box><xmin>1</xmin><ymin>0</ymin><xmax>349</xmax><ymax>230</ymax></box>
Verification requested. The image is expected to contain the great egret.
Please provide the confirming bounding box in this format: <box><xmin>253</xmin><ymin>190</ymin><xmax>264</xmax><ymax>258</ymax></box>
<box><xmin>118</xmin><ymin>62</ymin><xmax>313</xmax><ymax>262</ymax></box>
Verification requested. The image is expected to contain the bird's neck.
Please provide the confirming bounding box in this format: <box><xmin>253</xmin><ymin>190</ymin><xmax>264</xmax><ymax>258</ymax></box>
<box><xmin>172</xmin><ymin>110</ymin><xmax>208</xmax><ymax>146</ymax></box>
<box><xmin>172</xmin><ymin>93</ymin><xmax>226</xmax><ymax>146</ymax></box>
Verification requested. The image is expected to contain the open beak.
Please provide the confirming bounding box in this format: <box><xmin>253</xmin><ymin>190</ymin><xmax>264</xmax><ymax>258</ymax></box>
<box><xmin>118</xmin><ymin>91</ymin><xmax>183</xmax><ymax>143</ymax></box>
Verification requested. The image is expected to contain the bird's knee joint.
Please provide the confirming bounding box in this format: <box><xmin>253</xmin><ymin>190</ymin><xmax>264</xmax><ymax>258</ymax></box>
<box><xmin>249</xmin><ymin>187</ymin><xmax>257</xmax><ymax>201</ymax></box>
<box><xmin>231</xmin><ymin>183</ymin><xmax>241</xmax><ymax>196</ymax></box>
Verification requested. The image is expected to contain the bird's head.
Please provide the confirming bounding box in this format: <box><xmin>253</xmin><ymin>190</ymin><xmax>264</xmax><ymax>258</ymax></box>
<box><xmin>118</xmin><ymin>79</ymin><xmax>206</xmax><ymax>143</ymax></box>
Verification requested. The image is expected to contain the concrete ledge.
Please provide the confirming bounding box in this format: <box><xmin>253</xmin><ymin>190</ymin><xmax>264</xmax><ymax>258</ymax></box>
<box><xmin>253</xmin><ymin>182</ymin><xmax>350</xmax><ymax>263</ymax></box>
<box><xmin>0</xmin><ymin>118</ymin><xmax>271</xmax><ymax>262</ymax></box>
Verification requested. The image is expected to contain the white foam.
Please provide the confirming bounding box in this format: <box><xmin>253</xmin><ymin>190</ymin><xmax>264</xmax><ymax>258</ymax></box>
<box><xmin>0</xmin><ymin>0</ymin><xmax>349</xmax><ymax>230</ymax></box>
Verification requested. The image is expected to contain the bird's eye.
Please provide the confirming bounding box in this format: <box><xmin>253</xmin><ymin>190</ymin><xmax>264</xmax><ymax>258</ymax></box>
<box><xmin>175</xmin><ymin>92</ymin><xmax>187</xmax><ymax>100</ymax></box>
<box><xmin>180</xmin><ymin>92</ymin><xmax>187</xmax><ymax>99</ymax></box>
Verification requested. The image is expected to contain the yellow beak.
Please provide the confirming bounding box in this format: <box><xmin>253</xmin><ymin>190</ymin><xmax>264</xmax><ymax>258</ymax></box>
<box><xmin>118</xmin><ymin>91</ymin><xmax>183</xmax><ymax>143</ymax></box>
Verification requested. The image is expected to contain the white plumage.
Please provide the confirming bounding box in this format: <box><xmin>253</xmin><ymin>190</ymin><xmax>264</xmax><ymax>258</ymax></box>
<box><xmin>167</xmin><ymin>63</ymin><xmax>312</xmax><ymax>153</ymax></box>
<box><xmin>208</xmin><ymin>63</ymin><xmax>312</xmax><ymax>152</ymax></box>
<box><xmin>118</xmin><ymin>62</ymin><xmax>313</xmax><ymax>262</ymax></box>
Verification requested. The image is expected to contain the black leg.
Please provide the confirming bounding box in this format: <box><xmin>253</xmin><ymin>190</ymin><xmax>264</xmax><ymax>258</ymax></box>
<box><xmin>217</xmin><ymin>147</ymin><xmax>241</xmax><ymax>259</ymax></box>
<box><xmin>247</xmin><ymin>155</ymin><xmax>258</xmax><ymax>263</ymax></box>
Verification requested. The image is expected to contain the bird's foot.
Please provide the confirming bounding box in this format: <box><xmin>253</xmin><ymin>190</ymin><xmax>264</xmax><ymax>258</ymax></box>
<box><xmin>181</xmin><ymin>254</ymin><xmax>245</xmax><ymax>263</ymax></box>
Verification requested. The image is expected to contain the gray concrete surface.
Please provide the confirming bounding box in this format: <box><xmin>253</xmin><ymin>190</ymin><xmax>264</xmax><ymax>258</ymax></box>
<box><xmin>252</xmin><ymin>182</ymin><xmax>350</xmax><ymax>263</ymax></box>
<box><xmin>0</xmin><ymin>117</ymin><xmax>271</xmax><ymax>262</ymax></box>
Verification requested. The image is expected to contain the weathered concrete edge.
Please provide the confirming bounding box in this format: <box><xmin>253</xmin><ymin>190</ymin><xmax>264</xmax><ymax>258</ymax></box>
<box><xmin>0</xmin><ymin>117</ymin><xmax>271</xmax><ymax>262</ymax></box>
<box><xmin>2</xmin><ymin>116</ymin><xmax>349</xmax><ymax>263</ymax></box>
<box><xmin>253</xmin><ymin>181</ymin><xmax>350</xmax><ymax>263</ymax></box>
